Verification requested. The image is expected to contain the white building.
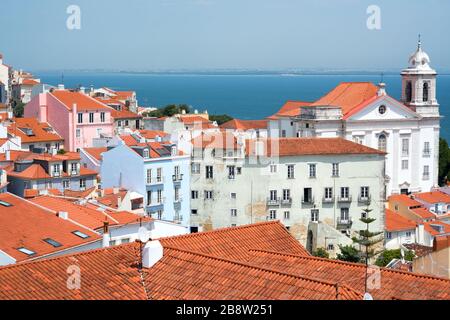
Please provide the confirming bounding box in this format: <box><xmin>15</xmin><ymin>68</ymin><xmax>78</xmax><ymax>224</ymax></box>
<box><xmin>268</xmin><ymin>40</ymin><xmax>440</xmax><ymax>196</ymax></box>
<box><xmin>0</xmin><ymin>54</ymin><xmax>11</xmax><ymax>103</ymax></box>
<box><xmin>189</xmin><ymin>133</ymin><xmax>386</xmax><ymax>255</ymax></box>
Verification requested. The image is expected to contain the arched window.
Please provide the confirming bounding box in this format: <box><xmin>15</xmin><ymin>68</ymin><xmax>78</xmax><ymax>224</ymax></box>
<box><xmin>405</xmin><ymin>81</ymin><xmax>412</xmax><ymax>102</ymax></box>
<box><xmin>423</xmin><ymin>82</ymin><xmax>429</xmax><ymax>102</ymax></box>
<box><xmin>378</xmin><ymin>134</ymin><xmax>387</xmax><ymax>152</ymax></box>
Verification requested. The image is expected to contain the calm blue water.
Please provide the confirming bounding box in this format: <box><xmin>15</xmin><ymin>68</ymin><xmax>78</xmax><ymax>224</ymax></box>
<box><xmin>35</xmin><ymin>72</ymin><xmax>450</xmax><ymax>141</ymax></box>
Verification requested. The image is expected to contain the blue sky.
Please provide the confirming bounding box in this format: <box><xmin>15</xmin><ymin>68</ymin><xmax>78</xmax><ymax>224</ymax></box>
<box><xmin>1</xmin><ymin>0</ymin><xmax>449</xmax><ymax>71</ymax></box>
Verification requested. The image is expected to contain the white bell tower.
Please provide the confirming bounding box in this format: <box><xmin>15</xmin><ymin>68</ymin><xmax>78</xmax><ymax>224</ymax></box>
<box><xmin>401</xmin><ymin>36</ymin><xmax>439</xmax><ymax>117</ymax></box>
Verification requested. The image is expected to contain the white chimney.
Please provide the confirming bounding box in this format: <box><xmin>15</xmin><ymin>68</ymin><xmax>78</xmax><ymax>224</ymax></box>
<box><xmin>57</xmin><ymin>84</ymin><xmax>65</xmax><ymax>90</ymax></box>
<box><xmin>113</xmin><ymin>187</ymin><xmax>119</xmax><ymax>194</ymax></box>
<box><xmin>142</xmin><ymin>240</ymin><xmax>163</xmax><ymax>268</ymax></box>
<box><xmin>102</xmin><ymin>221</ymin><xmax>110</xmax><ymax>248</ymax></box>
<box><xmin>58</xmin><ymin>211</ymin><xmax>69</xmax><ymax>220</ymax></box>
<box><xmin>5</xmin><ymin>150</ymin><xmax>10</xmax><ymax>161</ymax></box>
<box><xmin>377</xmin><ymin>83</ymin><xmax>386</xmax><ymax>96</ymax></box>
<box><xmin>416</xmin><ymin>224</ymin><xmax>425</xmax><ymax>245</ymax></box>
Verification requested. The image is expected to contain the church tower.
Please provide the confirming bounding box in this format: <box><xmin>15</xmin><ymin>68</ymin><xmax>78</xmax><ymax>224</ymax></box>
<box><xmin>401</xmin><ymin>36</ymin><xmax>439</xmax><ymax>117</ymax></box>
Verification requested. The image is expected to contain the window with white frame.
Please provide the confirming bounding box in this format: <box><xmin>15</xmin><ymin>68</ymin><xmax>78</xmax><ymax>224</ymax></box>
<box><xmin>63</xmin><ymin>180</ymin><xmax>70</xmax><ymax>189</ymax></box>
<box><xmin>100</xmin><ymin>112</ymin><xmax>105</xmax><ymax>123</ymax></box>
<box><xmin>77</xmin><ymin>113</ymin><xmax>83</xmax><ymax>124</ymax></box>
<box><xmin>53</xmin><ymin>164</ymin><xmax>61</xmax><ymax>176</ymax></box>
<box><xmin>401</xmin><ymin>160</ymin><xmax>409</xmax><ymax>170</ymax></box>
<box><xmin>156</xmin><ymin>168</ymin><xmax>162</xmax><ymax>182</ymax></box>
<box><xmin>89</xmin><ymin>113</ymin><xmax>94</xmax><ymax>123</ymax></box>
<box><xmin>270</xmin><ymin>164</ymin><xmax>277</xmax><ymax>173</ymax></box>
<box><xmin>206</xmin><ymin>166</ymin><xmax>213</xmax><ymax>179</ymax></box>
<box><xmin>228</xmin><ymin>166</ymin><xmax>235</xmax><ymax>179</ymax></box>
<box><xmin>324</xmin><ymin>187</ymin><xmax>333</xmax><ymax>200</ymax></box>
<box><xmin>284</xmin><ymin>211</ymin><xmax>290</xmax><ymax>220</ymax></box>
<box><xmin>311</xmin><ymin>209</ymin><xmax>319</xmax><ymax>222</ymax></box>
<box><xmin>157</xmin><ymin>190</ymin><xmax>163</xmax><ymax>203</ymax></box>
<box><xmin>401</xmin><ymin>138</ymin><xmax>409</xmax><ymax>157</ymax></box>
<box><xmin>268</xmin><ymin>210</ymin><xmax>277</xmax><ymax>220</ymax></box>
<box><xmin>332</xmin><ymin>163</ymin><xmax>339</xmax><ymax>177</ymax></box>
<box><xmin>386</xmin><ymin>232</ymin><xmax>392</xmax><ymax>239</ymax></box>
<box><xmin>191</xmin><ymin>162</ymin><xmax>200</xmax><ymax>174</ymax></box>
<box><xmin>378</xmin><ymin>134</ymin><xmax>387</xmax><ymax>152</ymax></box>
<box><xmin>283</xmin><ymin>189</ymin><xmax>291</xmax><ymax>201</ymax></box>
<box><xmin>423</xmin><ymin>165</ymin><xmax>430</xmax><ymax>180</ymax></box>
<box><xmin>423</xmin><ymin>142</ymin><xmax>431</xmax><ymax>156</ymax></box>
<box><xmin>146</xmin><ymin>169</ymin><xmax>152</xmax><ymax>184</ymax></box>
<box><xmin>79</xmin><ymin>178</ymin><xmax>86</xmax><ymax>189</ymax></box>
<box><xmin>340</xmin><ymin>208</ymin><xmax>349</xmax><ymax>222</ymax></box>
<box><xmin>143</xmin><ymin>149</ymin><xmax>149</xmax><ymax>158</ymax></box>
<box><xmin>205</xmin><ymin>190</ymin><xmax>213</xmax><ymax>200</ymax></box>
<box><xmin>360</xmin><ymin>186</ymin><xmax>369</xmax><ymax>199</ymax></box>
<box><xmin>287</xmin><ymin>165</ymin><xmax>295</xmax><ymax>179</ymax></box>
<box><xmin>269</xmin><ymin>190</ymin><xmax>277</xmax><ymax>201</ymax></box>
<box><xmin>76</xmin><ymin>129</ymin><xmax>81</xmax><ymax>138</ymax></box>
<box><xmin>231</xmin><ymin>209</ymin><xmax>237</xmax><ymax>217</ymax></box>
<box><xmin>191</xmin><ymin>190</ymin><xmax>199</xmax><ymax>199</ymax></box>
<box><xmin>231</xmin><ymin>193</ymin><xmax>237</xmax><ymax>199</ymax></box>
<box><xmin>309</xmin><ymin>164</ymin><xmax>316</xmax><ymax>178</ymax></box>
<box><xmin>340</xmin><ymin>187</ymin><xmax>349</xmax><ymax>199</ymax></box>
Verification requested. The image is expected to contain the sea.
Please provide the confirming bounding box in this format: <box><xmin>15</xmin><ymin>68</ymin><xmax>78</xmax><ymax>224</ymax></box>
<box><xmin>35</xmin><ymin>72</ymin><xmax>450</xmax><ymax>142</ymax></box>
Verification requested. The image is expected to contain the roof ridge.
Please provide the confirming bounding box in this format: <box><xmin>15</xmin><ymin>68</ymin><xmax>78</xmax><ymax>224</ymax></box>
<box><xmin>248</xmin><ymin>249</ymin><xmax>450</xmax><ymax>282</ymax></box>
<box><xmin>161</xmin><ymin>246</ymin><xmax>361</xmax><ymax>297</ymax></box>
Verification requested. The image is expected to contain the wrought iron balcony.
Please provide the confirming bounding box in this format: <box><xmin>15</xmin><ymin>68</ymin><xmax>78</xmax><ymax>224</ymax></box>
<box><xmin>147</xmin><ymin>177</ymin><xmax>164</xmax><ymax>185</ymax></box>
<box><xmin>337</xmin><ymin>217</ymin><xmax>353</xmax><ymax>229</ymax></box>
<box><xmin>172</xmin><ymin>174</ymin><xmax>183</xmax><ymax>182</ymax></box>
<box><xmin>358</xmin><ymin>194</ymin><xmax>371</xmax><ymax>205</ymax></box>
<box><xmin>337</xmin><ymin>195</ymin><xmax>352</xmax><ymax>203</ymax></box>
<box><xmin>267</xmin><ymin>197</ymin><xmax>280</xmax><ymax>206</ymax></box>
<box><xmin>302</xmin><ymin>196</ymin><xmax>315</xmax><ymax>205</ymax></box>
<box><xmin>281</xmin><ymin>198</ymin><xmax>292</xmax><ymax>206</ymax></box>
<box><xmin>322</xmin><ymin>196</ymin><xmax>335</xmax><ymax>203</ymax></box>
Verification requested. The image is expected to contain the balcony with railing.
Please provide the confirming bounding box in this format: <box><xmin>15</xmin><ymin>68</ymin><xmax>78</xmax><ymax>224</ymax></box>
<box><xmin>281</xmin><ymin>197</ymin><xmax>292</xmax><ymax>206</ymax></box>
<box><xmin>267</xmin><ymin>197</ymin><xmax>280</xmax><ymax>206</ymax></box>
<box><xmin>336</xmin><ymin>217</ymin><xmax>353</xmax><ymax>229</ymax></box>
<box><xmin>302</xmin><ymin>196</ymin><xmax>315</xmax><ymax>205</ymax></box>
<box><xmin>358</xmin><ymin>194</ymin><xmax>371</xmax><ymax>205</ymax></box>
<box><xmin>172</xmin><ymin>174</ymin><xmax>184</xmax><ymax>183</ymax></box>
<box><xmin>338</xmin><ymin>195</ymin><xmax>352</xmax><ymax>203</ymax></box>
<box><xmin>147</xmin><ymin>177</ymin><xmax>164</xmax><ymax>186</ymax></box>
<box><xmin>147</xmin><ymin>197</ymin><xmax>165</xmax><ymax>207</ymax></box>
<box><xmin>322</xmin><ymin>196</ymin><xmax>335</xmax><ymax>204</ymax></box>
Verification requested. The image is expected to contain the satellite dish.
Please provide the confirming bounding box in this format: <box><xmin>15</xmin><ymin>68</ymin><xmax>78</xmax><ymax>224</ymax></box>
<box><xmin>138</xmin><ymin>226</ymin><xmax>150</xmax><ymax>243</ymax></box>
<box><xmin>363</xmin><ymin>293</ymin><xmax>374</xmax><ymax>300</ymax></box>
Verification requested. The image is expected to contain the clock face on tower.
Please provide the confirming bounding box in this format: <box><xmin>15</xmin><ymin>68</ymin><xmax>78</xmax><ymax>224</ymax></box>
<box><xmin>378</xmin><ymin>105</ymin><xmax>387</xmax><ymax>115</ymax></box>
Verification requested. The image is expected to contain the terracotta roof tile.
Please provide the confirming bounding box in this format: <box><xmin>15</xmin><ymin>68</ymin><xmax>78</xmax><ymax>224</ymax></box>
<box><xmin>0</xmin><ymin>193</ymin><xmax>100</xmax><ymax>262</ymax></box>
<box><xmin>243</xmin><ymin>250</ymin><xmax>450</xmax><ymax>300</ymax></box>
<box><xmin>415</xmin><ymin>191</ymin><xmax>450</xmax><ymax>204</ymax></box>
<box><xmin>385</xmin><ymin>209</ymin><xmax>417</xmax><ymax>232</ymax></box>
<box><xmin>269</xmin><ymin>101</ymin><xmax>312</xmax><ymax>119</ymax></box>
<box><xmin>138</xmin><ymin>130</ymin><xmax>169</xmax><ymax>140</ymax></box>
<box><xmin>220</xmin><ymin>119</ymin><xmax>268</xmax><ymax>130</ymax></box>
<box><xmin>389</xmin><ymin>194</ymin><xmax>424</xmax><ymax>208</ymax></box>
<box><xmin>82</xmin><ymin>147</ymin><xmax>107</xmax><ymax>162</ymax></box>
<box><xmin>246</xmin><ymin>138</ymin><xmax>385</xmax><ymax>157</ymax></box>
<box><xmin>8</xmin><ymin>118</ymin><xmax>64</xmax><ymax>144</ymax></box>
<box><xmin>51</xmin><ymin>91</ymin><xmax>112</xmax><ymax>112</ymax></box>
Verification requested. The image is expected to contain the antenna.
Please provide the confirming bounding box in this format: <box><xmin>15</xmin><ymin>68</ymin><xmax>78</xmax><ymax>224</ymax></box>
<box><xmin>380</xmin><ymin>72</ymin><xmax>384</xmax><ymax>84</ymax></box>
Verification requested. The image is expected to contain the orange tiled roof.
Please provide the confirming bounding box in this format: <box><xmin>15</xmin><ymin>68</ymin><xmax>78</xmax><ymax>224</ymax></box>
<box><xmin>110</xmin><ymin>108</ymin><xmax>141</xmax><ymax>120</ymax></box>
<box><xmin>8</xmin><ymin>117</ymin><xmax>64</xmax><ymax>144</ymax></box>
<box><xmin>63</xmin><ymin>186</ymin><xmax>97</xmax><ymax>199</ymax></box>
<box><xmin>138</xmin><ymin>130</ymin><xmax>169</xmax><ymax>140</ymax></box>
<box><xmin>411</xmin><ymin>207</ymin><xmax>436</xmax><ymax>220</ymax></box>
<box><xmin>246</xmin><ymin>137</ymin><xmax>386</xmax><ymax>157</ymax></box>
<box><xmin>0</xmin><ymin>241</ymin><xmax>360</xmax><ymax>300</ymax></box>
<box><xmin>0</xmin><ymin>193</ymin><xmax>100</xmax><ymax>262</ymax></box>
<box><xmin>385</xmin><ymin>209</ymin><xmax>417</xmax><ymax>232</ymax></box>
<box><xmin>310</xmin><ymin>82</ymin><xmax>379</xmax><ymax>118</ymax></box>
<box><xmin>423</xmin><ymin>221</ymin><xmax>450</xmax><ymax>236</ymax></box>
<box><xmin>51</xmin><ymin>90</ymin><xmax>112</xmax><ymax>112</ymax></box>
<box><xmin>191</xmin><ymin>131</ymin><xmax>239</xmax><ymax>150</ymax></box>
<box><xmin>244</xmin><ymin>250</ymin><xmax>450</xmax><ymax>300</ymax></box>
<box><xmin>22</xmin><ymin>79</ymin><xmax>40</xmax><ymax>86</ymax></box>
<box><xmin>0</xmin><ymin>150</ymin><xmax>33</xmax><ymax>163</ymax></box>
<box><xmin>159</xmin><ymin>221</ymin><xmax>310</xmax><ymax>260</ymax></box>
<box><xmin>415</xmin><ymin>191</ymin><xmax>450</xmax><ymax>204</ymax></box>
<box><xmin>389</xmin><ymin>194</ymin><xmax>424</xmax><ymax>208</ymax></box>
<box><xmin>97</xmin><ymin>188</ymin><xmax>128</xmax><ymax>209</ymax></box>
<box><xmin>30</xmin><ymin>196</ymin><xmax>144</xmax><ymax>230</ymax></box>
<box><xmin>220</xmin><ymin>119</ymin><xmax>268</xmax><ymax>130</ymax></box>
<box><xmin>268</xmin><ymin>101</ymin><xmax>312</xmax><ymax>119</ymax></box>
<box><xmin>83</xmin><ymin>147</ymin><xmax>107</xmax><ymax>162</ymax></box>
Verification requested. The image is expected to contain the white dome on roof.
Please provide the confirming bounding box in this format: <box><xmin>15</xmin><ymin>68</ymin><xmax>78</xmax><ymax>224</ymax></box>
<box><xmin>408</xmin><ymin>38</ymin><xmax>432</xmax><ymax>71</ymax></box>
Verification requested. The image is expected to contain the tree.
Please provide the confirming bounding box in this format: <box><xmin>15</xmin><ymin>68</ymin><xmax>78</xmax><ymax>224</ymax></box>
<box><xmin>12</xmin><ymin>99</ymin><xmax>25</xmax><ymax>118</ymax></box>
<box><xmin>313</xmin><ymin>247</ymin><xmax>329</xmax><ymax>259</ymax></box>
<box><xmin>209</xmin><ymin>114</ymin><xmax>233</xmax><ymax>125</ymax></box>
<box><xmin>352</xmin><ymin>207</ymin><xmax>384</xmax><ymax>265</ymax></box>
<box><xmin>57</xmin><ymin>149</ymin><xmax>66</xmax><ymax>155</ymax></box>
<box><xmin>375</xmin><ymin>249</ymin><xmax>415</xmax><ymax>267</ymax></box>
<box><xmin>143</xmin><ymin>104</ymin><xmax>192</xmax><ymax>118</ymax></box>
<box><xmin>439</xmin><ymin>138</ymin><xmax>450</xmax><ymax>185</ymax></box>
<box><xmin>336</xmin><ymin>245</ymin><xmax>360</xmax><ymax>263</ymax></box>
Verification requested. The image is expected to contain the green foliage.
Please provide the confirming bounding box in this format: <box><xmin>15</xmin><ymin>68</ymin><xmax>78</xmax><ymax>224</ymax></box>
<box><xmin>375</xmin><ymin>249</ymin><xmax>415</xmax><ymax>267</ymax></box>
<box><xmin>352</xmin><ymin>207</ymin><xmax>384</xmax><ymax>263</ymax></box>
<box><xmin>439</xmin><ymin>138</ymin><xmax>450</xmax><ymax>185</ymax></box>
<box><xmin>312</xmin><ymin>247</ymin><xmax>329</xmax><ymax>259</ymax></box>
<box><xmin>12</xmin><ymin>99</ymin><xmax>25</xmax><ymax>118</ymax></box>
<box><xmin>57</xmin><ymin>149</ymin><xmax>66</xmax><ymax>155</ymax></box>
<box><xmin>144</xmin><ymin>104</ymin><xmax>191</xmax><ymax>118</ymax></box>
<box><xmin>336</xmin><ymin>245</ymin><xmax>360</xmax><ymax>263</ymax></box>
<box><xmin>209</xmin><ymin>114</ymin><xmax>233</xmax><ymax>125</ymax></box>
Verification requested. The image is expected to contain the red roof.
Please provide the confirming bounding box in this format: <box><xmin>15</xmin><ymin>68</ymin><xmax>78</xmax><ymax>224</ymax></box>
<box><xmin>0</xmin><ymin>193</ymin><xmax>100</xmax><ymax>262</ymax></box>
<box><xmin>269</xmin><ymin>101</ymin><xmax>312</xmax><ymax>119</ymax></box>
<box><xmin>244</xmin><ymin>250</ymin><xmax>450</xmax><ymax>300</ymax></box>
<box><xmin>22</xmin><ymin>79</ymin><xmax>40</xmax><ymax>86</ymax></box>
<box><xmin>246</xmin><ymin>138</ymin><xmax>386</xmax><ymax>157</ymax></box>
<box><xmin>389</xmin><ymin>194</ymin><xmax>423</xmax><ymax>208</ymax></box>
<box><xmin>415</xmin><ymin>191</ymin><xmax>450</xmax><ymax>204</ymax></box>
<box><xmin>8</xmin><ymin>118</ymin><xmax>64</xmax><ymax>144</ymax></box>
<box><xmin>51</xmin><ymin>91</ymin><xmax>112</xmax><ymax>112</ymax></box>
<box><xmin>310</xmin><ymin>82</ymin><xmax>379</xmax><ymax>118</ymax></box>
<box><xmin>191</xmin><ymin>131</ymin><xmax>239</xmax><ymax>150</ymax></box>
<box><xmin>30</xmin><ymin>196</ymin><xmax>146</xmax><ymax>230</ymax></box>
<box><xmin>411</xmin><ymin>207</ymin><xmax>436</xmax><ymax>220</ymax></box>
<box><xmin>82</xmin><ymin>147</ymin><xmax>107</xmax><ymax>162</ymax></box>
<box><xmin>138</xmin><ymin>130</ymin><xmax>169</xmax><ymax>140</ymax></box>
<box><xmin>385</xmin><ymin>209</ymin><xmax>417</xmax><ymax>232</ymax></box>
<box><xmin>423</xmin><ymin>221</ymin><xmax>450</xmax><ymax>236</ymax></box>
<box><xmin>220</xmin><ymin>119</ymin><xmax>268</xmax><ymax>130</ymax></box>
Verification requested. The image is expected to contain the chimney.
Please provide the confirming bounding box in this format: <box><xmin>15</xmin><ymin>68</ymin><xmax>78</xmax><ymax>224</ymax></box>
<box><xmin>142</xmin><ymin>240</ymin><xmax>163</xmax><ymax>268</ymax></box>
<box><xmin>377</xmin><ymin>83</ymin><xmax>386</xmax><ymax>96</ymax></box>
<box><xmin>416</xmin><ymin>224</ymin><xmax>425</xmax><ymax>245</ymax></box>
<box><xmin>58</xmin><ymin>211</ymin><xmax>69</xmax><ymax>220</ymax></box>
<box><xmin>117</xmin><ymin>196</ymin><xmax>122</xmax><ymax>207</ymax></box>
<box><xmin>102</xmin><ymin>221</ymin><xmax>110</xmax><ymax>248</ymax></box>
<box><xmin>5</xmin><ymin>150</ymin><xmax>10</xmax><ymax>161</ymax></box>
<box><xmin>58</xmin><ymin>84</ymin><xmax>65</xmax><ymax>90</ymax></box>
<box><xmin>113</xmin><ymin>187</ymin><xmax>119</xmax><ymax>194</ymax></box>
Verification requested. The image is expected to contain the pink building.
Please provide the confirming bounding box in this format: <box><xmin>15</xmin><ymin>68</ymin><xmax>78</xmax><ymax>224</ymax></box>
<box><xmin>25</xmin><ymin>89</ymin><xmax>114</xmax><ymax>151</ymax></box>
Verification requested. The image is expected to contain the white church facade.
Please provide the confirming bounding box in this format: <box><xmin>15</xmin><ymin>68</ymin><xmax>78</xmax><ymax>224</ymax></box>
<box><xmin>268</xmin><ymin>40</ymin><xmax>440</xmax><ymax>196</ymax></box>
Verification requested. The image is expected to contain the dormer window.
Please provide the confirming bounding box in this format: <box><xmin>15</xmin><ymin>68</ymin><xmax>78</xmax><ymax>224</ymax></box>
<box><xmin>143</xmin><ymin>149</ymin><xmax>149</xmax><ymax>158</ymax></box>
<box><xmin>53</xmin><ymin>164</ymin><xmax>61</xmax><ymax>177</ymax></box>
